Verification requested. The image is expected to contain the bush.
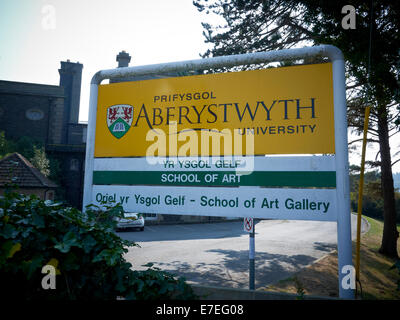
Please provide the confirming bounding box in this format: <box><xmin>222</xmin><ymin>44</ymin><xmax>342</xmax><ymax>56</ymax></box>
<box><xmin>0</xmin><ymin>191</ymin><xmax>196</xmax><ymax>300</ymax></box>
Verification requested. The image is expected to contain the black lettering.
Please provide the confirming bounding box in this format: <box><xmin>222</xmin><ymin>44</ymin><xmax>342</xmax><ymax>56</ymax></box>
<box><xmin>296</xmin><ymin>98</ymin><xmax>316</xmax><ymax>119</ymax></box>
<box><xmin>260</xmin><ymin>126</ymin><xmax>268</xmax><ymax>134</ymax></box>
<box><xmin>207</xmin><ymin>104</ymin><xmax>218</xmax><ymax>123</ymax></box>
<box><xmin>247</xmin><ymin>128</ymin><xmax>254</xmax><ymax>135</ymax></box>
<box><xmin>258</xmin><ymin>100</ymin><xmax>276</xmax><ymax>120</ymax></box>
<box><xmin>220</xmin><ymin>103</ymin><xmax>232</xmax><ymax>122</ymax></box>
<box><xmin>191</xmin><ymin>105</ymin><xmax>207</xmax><ymax>124</ymax></box>
<box><xmin>134</xmin><ymin>104</ymin><xmax>153</xmax><ymax>129</ymax></box>
<box><xmin>235</xmin><ymin>102</ymin><xmax>259</xmax><ymax>122</ymax></box>
<box><xmin>278</xmin><ymin>99</ymin><xmax>294</xmax><ymax>120</ymax></box>
<box><xmin>152</xmin><ymin>107</ymin><xmax>163</xmax><ymax>126</ymax></box>
<box><xmin>166</xmin><ymin>107</ymin><xmax>175</xmax><ymax>124</ymax></box>
<box><xmin>237</xmin><ymin>128</ymin><xmax>245</xmax><ymax>135</ymax></box>
<box><xmin>178</xmin><ymin>106</ymin><xmax>193</xmax><ymax>125</ymax></box>
<box><xmin>277</xmin><ymin>126</ymin><xmax>285</xmax><ymax>134</ymax></box>
<box><xmin>269</xmin><ymin>126</ymin><xmax>276</xmax><ymax>134</ymax></box>
<box><xmin>201</xmin><ymin>92</ymin><xmax>210</xmax><ymax>99</ymax></box>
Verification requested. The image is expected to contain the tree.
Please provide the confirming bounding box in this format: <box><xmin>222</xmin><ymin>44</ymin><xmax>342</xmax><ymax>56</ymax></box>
<box><xmin>30</xmin><ymin>146</ymin><xmax>50</xmax><ymax>177</ymax></box>
<box><xmin>0</xmin><ymin>131</ymin><xmax>43</xmax><ymax>160</ymax></box>
<box><xmin>194</xmin><ymin>0</ymin><xmax>400</xmax><ymax>257</ymax></box>
<box><xmin>0</xmin><ymin>131</ymin><xmax>15</xmax><ymax>157</ymax></box>
<box><xmin>0</xmin><ymin>132</ymin><xmax>51</xmax><ymax>178</ymax></box>
<box><xmin>0</xmin><ymin>131</ymin><xmax>62</xmax><ymax>197</ymax></box>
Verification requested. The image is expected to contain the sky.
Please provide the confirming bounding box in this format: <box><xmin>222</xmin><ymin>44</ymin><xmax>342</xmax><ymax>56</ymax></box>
<box><xmin>0</xmin><ymin>0</ymin><xmax>399</xmax><ymax>173</ymax></box>
<box><xmin>0</xmin><ymin>0</ymin><xmax>213</xmax><ymax>121</ymax></box>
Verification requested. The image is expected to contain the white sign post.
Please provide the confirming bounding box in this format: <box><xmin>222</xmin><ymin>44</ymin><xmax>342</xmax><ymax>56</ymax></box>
<box><xmin>83</xmin><ymin>45</ymin><xmax>354</xmax><ymax>299</ymax></box>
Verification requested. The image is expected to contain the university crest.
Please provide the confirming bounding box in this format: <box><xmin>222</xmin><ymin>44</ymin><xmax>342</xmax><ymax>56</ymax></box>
<box><xmin>106</xmin><ymin>104</ymin><xmax>133</xmax><ymax>139</ymax></box>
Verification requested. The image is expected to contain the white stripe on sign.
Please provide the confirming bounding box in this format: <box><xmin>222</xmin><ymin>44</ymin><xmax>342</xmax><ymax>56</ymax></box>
<box><xmin>93</xmin><ymin>155</ymin><xmax>336</xmax><ymax>172</ymax></box>
<box><xmin>92</xmin><ymin>185</ymin><xmax>338</xmax><ymax>221</ymax></box>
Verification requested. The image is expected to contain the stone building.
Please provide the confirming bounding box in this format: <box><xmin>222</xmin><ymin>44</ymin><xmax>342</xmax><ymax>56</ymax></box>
<box><xmin>0</xmin><ymin>60</ymin><xmax>86</xmax><ymax>208</ymax></box>
<box><xmin>0</xmin><ymin>52</ymin><xmax>218</xmax><ymax>223</ymax></box>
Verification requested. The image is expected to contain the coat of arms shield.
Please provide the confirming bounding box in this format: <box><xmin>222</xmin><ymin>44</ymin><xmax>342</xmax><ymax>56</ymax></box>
<box><xmin>106</xmin><ymin>104</ymin><xmax>133</xmax><ymax>139</ymax></box>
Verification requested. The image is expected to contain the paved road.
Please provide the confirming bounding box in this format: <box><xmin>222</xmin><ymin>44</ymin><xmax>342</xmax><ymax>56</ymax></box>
<box><xmin>120</xmin><ymin>214</ymin><xmax>368</xmax><ymax>289</ymax></box>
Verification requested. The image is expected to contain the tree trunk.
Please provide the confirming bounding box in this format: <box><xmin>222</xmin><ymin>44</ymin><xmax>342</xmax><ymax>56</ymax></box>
<box><xmin>377</xmin><ymin>105</ymin><xmax>399</xmax><ymax>258</ymax></box>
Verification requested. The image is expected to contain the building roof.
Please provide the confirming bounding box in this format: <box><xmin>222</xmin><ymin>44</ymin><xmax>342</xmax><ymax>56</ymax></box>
<box><xmin>0</xmin><ymin>153</ymin><xmax>57</xmax><ymax>188</ymax></box>
<box><xmin>0</xmin><ymin>80</ymin><xmax>65</xmax><ymax>98</ymax></box>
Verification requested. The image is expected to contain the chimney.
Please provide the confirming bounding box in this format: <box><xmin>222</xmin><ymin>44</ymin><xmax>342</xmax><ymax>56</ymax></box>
<box><xmin>59</xmin><ymin>60</ymin><xmax>83</xmax><ymax>143</ymax></box>
<box><xmin>116</xmin><ymin>50</ymin><xmax>131</xmax><ymax>68</ymax></box>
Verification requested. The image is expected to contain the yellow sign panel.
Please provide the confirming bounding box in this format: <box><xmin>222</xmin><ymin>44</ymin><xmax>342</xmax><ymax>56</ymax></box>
<box><xmin>95</xmin><ymin>63</ymin><xmax>334</xmax><ymax>157</ymax></box>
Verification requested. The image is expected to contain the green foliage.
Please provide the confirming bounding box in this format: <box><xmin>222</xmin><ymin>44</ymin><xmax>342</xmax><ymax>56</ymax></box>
<box><xmin>0</xmin><ymin>131</ymin><xmax>64</xmax><ymax>201</ymax></box>
<box><xmin>194</xmin><ymin>0</ymin><xmax>400</xmax><ymax>100</ymax></box>
<box><xmin>197</xmin><ymin>0</ymin><xmax>399</xmax><ymax>257</ymax></box>
<box><xmin>30</xmin><ymin>145</ymin><xmax>50</xmax><ymax>177</ymax></box>
<box><xmin>0</xmin><ymin>131</ymin><xmax>51</xmax><ymax>176</ymax></box>
<box><xmin>0</xmin><ymin>131</ymin><xmax>7</xmax><ymax>155</ymax></box>
<box><xmin>0</xmin><ymin>131</ymin><xmax>16</xmax><ymax>158</ymax></box>
<box><xmin>130</xmin><ymin>263</ymin><xmax>197</xmax><ymax>300</ymax></box>
<box><xmin>293</xmin><ymin>276</ymin><xmax>305</xmax><ymax>300</ymax></box>
<box><xmin>0</xmin><ymin>131</ymin><xmax>43</xmax><ymax>160</ymax></box>
<box><xmin>350</xmin><ymin>170</ymin><xmax>383</xmax><ymax>219</ymax></box>
<box><xmin>0</xmin><ymin>191</ymin><xmax>196</xmax><ymax>300</ymax></box>
<box><xmin>0</xmin><ymin>130</ymin><xmax>46</xmax><ymax>164</ymax></box>
<box><xmin>350</xmin><ymin>169</ymin><xmax>400</xmax><ymax>223</ymax></box>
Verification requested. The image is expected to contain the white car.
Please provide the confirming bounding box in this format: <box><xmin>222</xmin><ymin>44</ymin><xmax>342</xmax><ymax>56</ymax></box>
<box><xmin>116</xmin><ymin>213</ymin><xmax>144</xmax><ymax>231</ymax></box>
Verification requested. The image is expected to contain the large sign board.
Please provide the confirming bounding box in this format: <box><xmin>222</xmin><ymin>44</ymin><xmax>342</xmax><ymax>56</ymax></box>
<box><xmin>94</xmin><ymin>63</ymin><xmax>334</xmax><ymax>157</ymax></box>
<box><xmin>83</xmin><ymin>46</ymin><xmax>354</xmax><ymax>298</ymax></box>
<box><xmin>91</xmin><ymin>63</ymin><xmax>337</xmax><ymax>221</ymax></box>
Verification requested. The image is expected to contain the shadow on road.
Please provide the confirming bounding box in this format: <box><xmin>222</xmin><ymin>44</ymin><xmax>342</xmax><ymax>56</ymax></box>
<box><xmin>313</xmin><ymin>242</ymin><xmax>337</xmax><ymax>253</ymax></box>
<box><xmin>118</xmin><ymin>220</ymin><xmax>263</xmax><ymax>242</ymax></box>
<box><xmin>152</xmin><ymin>248</ymin><xmax>318</xmax><ymax>289</ymax></box>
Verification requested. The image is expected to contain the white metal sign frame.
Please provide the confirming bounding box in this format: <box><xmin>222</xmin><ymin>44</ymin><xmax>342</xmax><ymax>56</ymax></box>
<box><xmin>83</xmin><ymin>45</ymin><xmax>353</xmax><ymax>299</ymax></box>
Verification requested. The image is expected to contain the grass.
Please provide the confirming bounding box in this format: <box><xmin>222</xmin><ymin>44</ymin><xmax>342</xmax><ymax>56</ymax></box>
<box><xmin>262</xmin><ymin>216</ymin><xmax>400</xmax><ymax>299</ymax></box>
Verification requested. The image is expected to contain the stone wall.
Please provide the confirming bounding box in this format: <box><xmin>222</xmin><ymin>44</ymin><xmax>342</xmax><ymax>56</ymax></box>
<box><xmin>0</xmin><ymin>80</ymin><xmax>65</xmax><ymax>144</ymax></box>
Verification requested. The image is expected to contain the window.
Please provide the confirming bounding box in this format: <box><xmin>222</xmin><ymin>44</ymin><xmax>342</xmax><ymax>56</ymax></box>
<box><xmin>70</xmin><ymin>158</ymin><xmax>79</xmax><ymax>171</ymax></box>
<box><xmin>113</xmin><ymin>122</ymin><xmax>125</xmax><ymax>132</ymax></box>
<box><xmin>26</xmin><ymin>108</ymin><xmax>44</xmax><ymax>121</ymax></box>
<box><xmin>45</xmin><ymin>190</ymin><xmax>54</xmax><ymax>201</ymax></box>
<box><xmin>143</xmin><ymin>213</ymin><xmax>158</xmax><ymax>220</ymax></box>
